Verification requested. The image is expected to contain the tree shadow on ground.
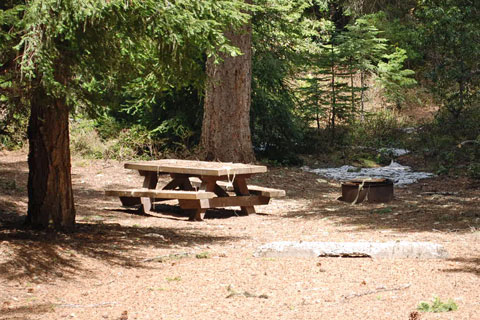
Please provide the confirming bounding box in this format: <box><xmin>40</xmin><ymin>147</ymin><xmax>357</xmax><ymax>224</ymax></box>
<box><xmin>0</xmin><ymin>200</ymin><xmax>26</xmax><ymax>227</ymax></box>
<box><xmin>443</xmin><ymin>257</ymin><xmax>480</xmax><ymax>276</ymax></box>
<box><xmin>0</xmin><ymin>158</ymin><xmax>250</xmax><ymax>284</ymax></box>
<box><xmin>0</xmin><ymin>221</ymin><xmax>244</xmax><ymax>283</ymax></box>
<box><xmin>147</xmin><ymin>204</ymin><xmax>248</xmax><ymax>220</ymax></box>
<box><xmin>0</xmin><ymin>158</ymin><xmax>28</xmax><ymax>189</ymax></box>
<box><xmin>279</xmin><ymin>176</ymin><xmax>480</xmax><ymax>234</ymax></box>
<box><xmin>0</xmin><ymin>303</ymin><xmax>54</xmax><ymax>320</ymax></box>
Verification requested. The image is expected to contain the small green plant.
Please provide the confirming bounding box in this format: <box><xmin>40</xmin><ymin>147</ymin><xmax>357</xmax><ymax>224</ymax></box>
<box><xmin>417</xmin><ymin>297</ymin><xmax>458</xmax><ymax>313</ymax></box>
<box><xmin>148</xmin><ymin>287</ymin><xmax>165</xmax><ymax>292</ymax></box>
<box><xmin>195</xmin><ymin>252</ymin><xmax>210</xmax><ymax>259</ymax></box>
<box><xmin>166</xmin><ymin>276</ymin><xmax>182</xmax><ymax>282</ymax></box>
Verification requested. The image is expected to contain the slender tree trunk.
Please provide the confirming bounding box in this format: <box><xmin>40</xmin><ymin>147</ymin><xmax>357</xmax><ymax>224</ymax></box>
<box><xmin>26</xmin><ymin>85</ymin><xmax>75</xmax><ymax>231</ymax></box>
<box><xmin>201</xmin><ymin>1</ymin><xmax>255</xmax><ymax>163</ymax></box>
<box><xmin>330</xmin><ymin>43</ymin><xmax>336</xmax><ymax>143</ymax></box>
<box><xmin>350</xmin><ymin>58</ymin><xmax>355</xmax><ymax>110</ymax></box>
<box><xmin>360</xmin><ymin>71</ymin><xmax>365</xmax><ymax>122</ymax></box>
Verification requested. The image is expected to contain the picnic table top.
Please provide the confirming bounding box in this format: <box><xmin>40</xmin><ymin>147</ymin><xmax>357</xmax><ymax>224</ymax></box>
<box><xmin>124</xmin><ymin>159</ymin><xmax>267</xmax><ymax>177</ymax></box>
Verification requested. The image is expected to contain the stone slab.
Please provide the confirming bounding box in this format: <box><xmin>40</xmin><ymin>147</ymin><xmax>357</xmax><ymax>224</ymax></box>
<box><xmin>254</xmin><ymin>241</ymin><xmax>449</xmax><ymax>259</ymax></box>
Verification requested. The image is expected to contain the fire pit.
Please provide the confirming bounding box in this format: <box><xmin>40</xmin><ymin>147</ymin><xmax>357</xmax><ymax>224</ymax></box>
<box><xmin>339</xmin><ymin>178</ymin><xmax>394</xmax><ymax>204</ymax></box>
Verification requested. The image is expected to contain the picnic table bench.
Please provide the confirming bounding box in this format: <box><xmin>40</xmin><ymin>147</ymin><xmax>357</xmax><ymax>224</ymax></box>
<box><xmin>105</xmin><ymin>159</ymin><xmax>285</xmax><ymax>221</ymax></box>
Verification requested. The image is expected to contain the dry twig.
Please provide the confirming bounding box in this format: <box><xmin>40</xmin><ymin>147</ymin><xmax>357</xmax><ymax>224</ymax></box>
<box><xmin>341</xmin><ymin>283</ymin><xmax>411</xmax><ymax>301</ymax></box>
<box><xmin>55</xmin><ymin>302</ymin><xmax>117</xmax><ymax>308</ymax></box>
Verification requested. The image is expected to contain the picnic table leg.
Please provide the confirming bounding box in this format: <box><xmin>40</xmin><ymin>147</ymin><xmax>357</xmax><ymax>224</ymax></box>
<box><xmin>139</xmin><ymin>171</ymin><xmax>158</xmax><ymax>213</ymax></box>
<box><xmin>186</xmin><ymin>209</ymin><xmax>206</xmax><ymax>221</ymax></box>
<box><xmin>187</xmin><ymin>178</ymin><xmax>217</xmax><ymax>221</ymax></box>
<box><xmin>163</xmin><ymin>174</ymin><xmax>204</xmax><ymax>221</ymax></box>
<box><xmin>233</xmin><ymin>176</ymin><xmax>256</xmax><ymax>215</ymax></box>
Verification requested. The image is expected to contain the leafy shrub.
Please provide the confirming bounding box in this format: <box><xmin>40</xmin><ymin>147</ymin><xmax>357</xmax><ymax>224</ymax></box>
<box><xmin>70</xmin><ymin>118</ymin><xmax>106</xmax><ymax>159</ymax></box>
<box><xmin>412</xmin><ymin>106</ymin><xmax>480</xmax><ymax>173</ymax></box>
<box><xmin>348</xmin><ymin>110</ymin><xmax>410</xmax><ymax>149</ymax></box>
<box><xmin>102</xmin><ymin>125</ymin><xmax>158</xmax><ymax>160</ymax></box>
<box><xmin>100</xmin><ymin>87</ymin><xmax>203</xmax><ymax>158</ymax></box>
<box><xmin>70</xmin><ymin>118</ymin><xmax>153</xmax><ymax>160</ymax></box>
<box><xmin>417</xmin><ymin>297</ymin><xmax>458</xmax><ymax>313</ymax></box>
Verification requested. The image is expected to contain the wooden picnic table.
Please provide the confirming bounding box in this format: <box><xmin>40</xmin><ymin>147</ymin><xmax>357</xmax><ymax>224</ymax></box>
<box><xmin>105</xmin><ymin>159</ymin><xmax>285</xmax><ymax>221</ymax></box>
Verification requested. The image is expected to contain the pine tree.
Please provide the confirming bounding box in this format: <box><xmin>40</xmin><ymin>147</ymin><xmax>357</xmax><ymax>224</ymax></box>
<box><xmin>339</xmin><ymin>17</ymin><xmax>388</xmax><ymax>119</ymax></box>
<box><xmin>376</xmin><ymin>47</ymin><xmax>416</xmax><ymax>110</ymax></box>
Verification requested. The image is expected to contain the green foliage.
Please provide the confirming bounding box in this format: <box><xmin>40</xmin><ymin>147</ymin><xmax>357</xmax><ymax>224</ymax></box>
<box><xmin>412</xmin><ymin>105</ymin><xmax>480</xmax><ymax>173</ymax></box>
<box><xmin>376</xmin><ymin>47</ymin><xmax>417</xmax><ymax>109</ymax></box>
<box><xmin>417</xmin><ymin>297</ymin><xmax>458</xmax><ymax>313</ymax></box>
<box><xmin>104</xmin><ymin>86</ymin><xmax>203</xmax><ymax>157</ymax></box>
<box><xmin>0</xmin><ymin>2</ymin><xmax>28</xmax><ymax>150</ymax></box>
<box><xmin>363</xmin><ymin>10</ymin><xmax>422</xmax><ymax>65</ymax></box>
<box><xmin>339</xmin><ymin>16</ymin><xmax>388</xmax><ymax>114</ymax></box>
<box><xmin>416</xmin><ymin>0</ymin><xmax>480</xmax><ymax>118</ymax></box>
<box><xmin>106</xmin><ymin>125</ymin><xmax>157</xmax><ymax>160</ymax></box>
<box><xmin>348</xmin><ymin>110</ymin><xmax>410</xmax><ymax>148</ymax></box>
<box><xmin>299</xmin><ymin>12</ymin><xmax>413</xmax><ymax>147</ymax></box>
<box><xmin>70</xmin><ymin>118</ymin><xmax>106</xmax><ymax>159</ymax></box>
<box><xmin>250</xmin><ymin>0</ymin><xmax>317</xmax><ymax>164</ymax></box>
<box><xmin>70</xmin><ymin>118</ymin><xmax>158</xmax><ymax>160</ymax></box>
<box><xmin>301</xmin><ymin>24</ymin><xmax>353</xmax><ymax>143</ymax></box>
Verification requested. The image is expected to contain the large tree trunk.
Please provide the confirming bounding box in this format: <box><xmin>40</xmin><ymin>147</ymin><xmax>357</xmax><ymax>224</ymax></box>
<box><xmin>201</xmin><ymin>3</ymin><xmax>255</xmax><ymax>163</ymax></box>
<box><xmin>25</xmin><ymin>85</ymin><xmax>75</xmax><ymax>231</ymax></box>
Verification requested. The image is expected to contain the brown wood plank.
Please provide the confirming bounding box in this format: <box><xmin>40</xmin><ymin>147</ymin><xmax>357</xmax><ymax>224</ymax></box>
<box><xmin>178</xmin><ymin>196</ymin><xmax>270</xmax><ymax>209</ymax></box>
<box><xmin>247</xmin><ymin>186</ymin><xmax>286</xmax><ymax>198</ymax></box>
<box><xmin>210</xmin><ymin>195</ymin><xmax>270</xmax><ymax>207</ymax></box>
<box><xmin>124</xmin><ymin>159</ymin><xmax>267</xmax><ymax>176</ymax></box>
<box><xmin>190</xmin><ymin>178</ymin><xmax>285</xmax><ymax>198</ymax></box>
<box><xmin>105</xmin><ymin>189</ymin><xmax>216</xmax><ymax>200</ymax></box>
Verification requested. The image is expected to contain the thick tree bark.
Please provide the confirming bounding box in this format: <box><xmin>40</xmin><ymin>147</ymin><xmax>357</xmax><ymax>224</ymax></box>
<box><xmin>201</xmin><ymin>2</ymin><xmax>255</xmax><ymax>163</ymax></box>
<box><xmin>25</xmin><ymin>85</ymin><xmax>75</xmax><ymax>231</ymax></box>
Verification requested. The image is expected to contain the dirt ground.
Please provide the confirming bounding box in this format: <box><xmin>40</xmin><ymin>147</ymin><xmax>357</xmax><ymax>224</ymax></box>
<box><xmin>0</xmin><ymin>150</ymin><xmax>479</xmax><ymax>320</ymax></box>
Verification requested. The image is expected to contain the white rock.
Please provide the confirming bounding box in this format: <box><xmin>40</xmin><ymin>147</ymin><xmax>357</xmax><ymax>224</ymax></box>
<box><xmin>254</xmin><ymin>241</ymin><xmax>449</xmax><ymax>259</ymax></box>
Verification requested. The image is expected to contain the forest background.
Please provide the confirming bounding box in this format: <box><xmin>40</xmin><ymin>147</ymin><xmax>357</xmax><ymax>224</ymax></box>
<box><xmin>1</xmin><ymin>0</ymin><xmax>479</xmax><ymax>200</ymax></box>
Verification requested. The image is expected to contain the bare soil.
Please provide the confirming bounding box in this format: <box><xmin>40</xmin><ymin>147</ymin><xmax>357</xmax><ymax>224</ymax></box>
<box><xmin>1</xmin><ymin>150</ymin><xmax>479</xmax><ymax>320</ymax></box>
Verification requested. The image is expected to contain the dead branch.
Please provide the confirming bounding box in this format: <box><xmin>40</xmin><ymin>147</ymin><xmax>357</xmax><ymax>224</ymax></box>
<box><xmin>55</xmin><ymin>302</ymin><xmax>117</xmax><ymax>308</ymax></box>
<box><xmin>341</xmin><ymin>283</ymin><xmax>411</xmax><ymax>301</ymax></box>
